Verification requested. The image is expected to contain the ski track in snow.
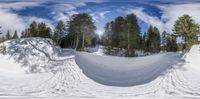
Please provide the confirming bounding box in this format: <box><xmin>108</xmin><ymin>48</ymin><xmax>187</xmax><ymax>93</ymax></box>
<box><xmin>0</xmin><ymin>39</ymin><xmax>200</xmax><ymax>99</ymax></box>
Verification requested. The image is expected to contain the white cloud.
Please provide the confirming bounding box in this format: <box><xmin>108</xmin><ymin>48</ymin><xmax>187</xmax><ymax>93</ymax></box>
<box><xmin>128</xmin><ymin>8</ymin><xmax>165</xmax><ymax>33</ymax></box>
<box><xmin>0</xmin><ymin>0</ymin><xmax>105</xmax><ymax>36</ymax></box>
<box><xmin>0</xmin><ymin>9</ymin><xmax>26</xmax><ymax>35</ymax></box>
<box><xmin>91</xmin><ymin>11</ymin><xmax>110</xmax><ymax>22</ymax></box>
<box><xmin>0</xmin><ymin>2</ymin><xmax>41</xmax><ymax>35</ymax></box>
<box><xmin>99</xmin><ymin>11</ymin><xmax>110</xmax><ymax>19</ymax></box>
<box><xmin>90</xmin><ymin>11</ymin><xmax>109</xmax><ymax>35</ymax></box>
<box><xmin>128</xmin><ymin>3</ymin><xmax>200</xmax><ymax>34</ymax></box>
<box><xmin>53</xmin><ymin>4</ymin><xmax>76</xmax><ymax>12</ymax></box>
<box><xmin>0</xmin><ymin>2</ymin><xmax>40</xmax><ymax>11</ymax></box>
<box><xmin>0</xmin><ymin>9</ymin><xmax>54</xmax><ymax>36</ymax></box>
<box><xmin>0</xmin><ymin>2</ymin><xmax>54</xmax><ymax>36</ymax></box>
<box><xmin>50</xmin><ymin>0</ymin><xmax>104</xmax><ymax>22</ymax></box>
<box><xmin>53</xmin><ymin>11</ymin><xmax>78</xmax><ymax>22</ymax></box>
<box><xmin>51</xmin><ymin>3</ymin><xmax>79</xmax><ymax>22</ymax></box>
<box><xmin>91</xmin><ymin>13</ymin><xmax>99</xmax><ymax>22</ymax></box>
<box><xmin>159</xmin><ymin>4</ymin><xmax>200</xmax><ymax>33</ymax></box>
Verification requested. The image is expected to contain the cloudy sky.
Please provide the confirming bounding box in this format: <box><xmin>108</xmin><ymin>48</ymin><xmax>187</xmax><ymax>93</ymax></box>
<box><xmin>0</xmin><ymin>0</ymin><xmax>200</xmax><ymax>36</ymax></box>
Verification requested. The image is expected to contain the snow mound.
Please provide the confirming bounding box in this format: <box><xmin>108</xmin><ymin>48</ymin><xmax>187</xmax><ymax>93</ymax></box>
<box><xmin>0</xmin><ymin>38</ymin><xmax>58</xmax><ymax>73</ymax></box>
<box><xmin>184</xmin><ymin>45</ymin><xmax>200</xmax><ymax>70</ymax></box>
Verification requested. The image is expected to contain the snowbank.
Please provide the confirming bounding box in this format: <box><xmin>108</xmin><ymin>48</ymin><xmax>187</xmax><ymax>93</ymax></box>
<box><xmin>184</xmin><ymin>45</ymin><xmax>200</xmax><ymax>71</ymax></box>
<box><xmin>0</xmin><ymin>38</ymin><xmax>58</xmax><ymax>73</ymax></box>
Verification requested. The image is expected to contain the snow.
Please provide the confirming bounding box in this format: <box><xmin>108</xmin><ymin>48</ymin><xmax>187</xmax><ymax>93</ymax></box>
<box><xmin>84</xmin><ymin>45</ymin><xmax>105</xmax><ymax>56</ymax></box>
<box><xmin>92</xmin><ymin>46</ymin><xmax>104</xmax><ymax>56</ymax></box>
<box><xmin>184</xmin><ymin>45</ymin><xmax>200</xmax><ymax>71</ymax></box>
<box><xmin>0</xmin><ymin>54</ymin><xmax>24</xmax><ymax>75</ymax></box>
<box><xmin>75</xmin><ymin>52</ymin><xmax>182</xmax><ymax>86</ymax></box>
<box><xmin>0</xmin><ymin>38</ymin><xmax>200</xmax><ymax>98</ymax></box>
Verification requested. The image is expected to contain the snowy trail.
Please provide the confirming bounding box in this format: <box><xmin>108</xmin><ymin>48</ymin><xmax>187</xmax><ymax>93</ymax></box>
<box><xmin>0</xmin><ymin>39</ymin><xmax>200</xmax><ymax>98</ymax></box>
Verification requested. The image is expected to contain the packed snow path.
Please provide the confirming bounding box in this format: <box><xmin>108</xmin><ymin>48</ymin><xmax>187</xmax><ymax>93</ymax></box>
<box><xmin>0</xmin><ymin>39</ymin><xmax>200</xmax><ymax>98</ymax></box>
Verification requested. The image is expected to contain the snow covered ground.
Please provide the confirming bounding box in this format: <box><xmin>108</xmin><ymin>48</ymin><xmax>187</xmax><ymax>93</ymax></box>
<box><xmin>0</xmin><ymin>38</ymin><xmax>200</xmax><ymax>99</ymax></box>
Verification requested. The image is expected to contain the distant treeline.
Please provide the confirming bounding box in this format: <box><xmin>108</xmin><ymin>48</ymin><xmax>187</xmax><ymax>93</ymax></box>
<box><xmin>0</xmin><ymin>27</ymin><xmax>19</xmax><ymax>43</ymax></box>
<box><xmin>101</xmin><ymin>14</ymin><xmax>200</xmax><ymax>56</ymax></box>
<box><xmin>0</xmin><ymin>13</ymin><xmax>98</xmax><ymax>51</ymax></box>
<box><xmin>0</xmin><ymin>13</ymin><xmax>199</xmax><ymax>56</ymax></box>
<box><xmin>101</xmin><ymin>14</ymin><xmax>176</xmax><ymax>56</ymax></box>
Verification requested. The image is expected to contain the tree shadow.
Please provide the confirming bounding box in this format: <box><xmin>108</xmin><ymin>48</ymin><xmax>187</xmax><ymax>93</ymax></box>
<box><xmin>5</xmin><ymin>38</ymin><xmax>61</xmax><ymax>73</ymax></box>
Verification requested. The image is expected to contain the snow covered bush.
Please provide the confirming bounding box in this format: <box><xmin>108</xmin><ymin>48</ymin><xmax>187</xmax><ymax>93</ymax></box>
<box><xmin>3</xmin><ymin>38</ymin><xmax>59</xmax><ymax>73</ymax></box>
<box><xmin>104</xmin><ymin>47</ymin><xmax>127</xmax><ymax>57</ymax></box>
<box><xmin>0</xmin><ymin>45</ymin><xmax>6</xmax><ymax>54</ymax></box>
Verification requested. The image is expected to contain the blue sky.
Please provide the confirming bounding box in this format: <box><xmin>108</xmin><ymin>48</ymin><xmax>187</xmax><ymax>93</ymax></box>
<box><xmin>0</xmin><ymin>0</ymin><xmax>200</xmax><ymax>36</ymax></box>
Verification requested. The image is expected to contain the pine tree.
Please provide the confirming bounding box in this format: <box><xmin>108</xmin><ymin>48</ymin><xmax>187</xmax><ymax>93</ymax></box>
<box><xmin>125</xmin><ymin>14</ymin><xmax>141</xmax><ymax>56</ymax></box>
<box><xmin>161</xmin><ymin>31</ymin><xmax>169</xmax><ymax>51</ymax></box>
<box><xmin>12</xmin><ymin>30</ymin><xmax>19</xmax><ymax>39</ymax></box>
<box><xmin>67</xmin><ymin>13</ymin><xmax>96</xmax><ymax>50</ymax></box>
<box><xmin>38</xmin><ymin>22</ymin><xmax>51</xmax><ymax>38</ymax></box>
<box><xmin>171</xmin><ymin>35</ymin><xmax>178</xmax><ymax>52</ymax></box>
<box><xmin>30</xmin><ymin>21</ymin><xmax>38</xmax><ymax>37</ymax></box>
<box><xmin>107</xmin><ymin>21</ymin><xmax>115</xmax><ymax>48</ymax></box>
<box><xmin>22</xmin><ymin>21</ymin><xmax>51</xmax><ymax>38</ymax></box>
<box><xmin>0</xmin><ymin>26</ymin><xmax>2</xmax><ymax>35</ymax></box>
<box><xmin>142</xmin><ymin>32</ymin><xmax>147</xmax><ymax>51</ymax></box>
<box><xmin>166</xmin><ymin>34</ymin><xmax>177</xmax><ymax>52</ymax></box>
<box><xmin>91</xmin><ymin>34</ymin><xmax>99</xmax><ymax>47</ymax></box>
<box><xmin>53</xmin><ymin>20</ymin><xmax>67</xmax><ymax>45</ymax></box>
<box><xmin>0</xmin><ymin>27</ymin><xmax>3</xmax><ymax>43</ymax></box>
<box><xmin>102</xmin><ymin>14</ymin><xmax>141</xmax><ymax>56</ymax></box>
<box><xmin>6</xmin><ymin>30</ymin><xmax>11</xmax><ymax>40</ymax></box>
<box><xmin>21</xmin><ymin>31</ymin><xmax>25</xmax><ymax>38</ymax></box>
<box><xmin>0</xmin><ymin>37</ymin><xmax>6</xmax><ymax>43</ymax></box>
<box><xmin>80</xmin><ymin>14</ymin><xmax>96</xmax><ymax>50</ymax></box>
<box><xmin>25</xmin><ymin>28</ymin><xmax>31</xmax><ymax>37</ymax></box>
<box><xmin>146</xmin><ymin>26</ymin><xmax>161</xmax><ymax>53</ymax></box>
<box><xmin>102</xmin><ymin>22</ymin><xmax>111</xmax><ymax>46</ymax></box>
<box><xmin>113</xmin><ymin>16</ymin><xmax>124</xmax><ymax>48</ymax></box>
<box><xmin>173</xmin><ymin>14</ymin><xmax>199</xmax><ymax>51</ymax></box>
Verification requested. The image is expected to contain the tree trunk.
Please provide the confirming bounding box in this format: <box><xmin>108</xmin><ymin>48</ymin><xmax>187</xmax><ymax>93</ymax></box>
<box><xmin>127</xmin><ymin>29</ymin><xmax>130</xmax><ymax>56</ymax></box>
<box><xmin>82</xmin><ymin>32</ymin><xmax>85</xmax><ymax>50</ymax></box>
<box><xmin>75</xmin><ymin>35</ymin><xmax>79</xmax><ymax>50</ymax></box>
<box><xmin>185</xmin><ymin>37</ymin><xmax>192</xmax><ymax>52</ymax></box>
<box><xmin>73</xmin><ymin>38</ymin><xmax>76</xmax><ymax>49</ymax></box>
<box><xmin>70</xmin><ymin>39</ymin><xmax>73</xmax><ymax>48</ymax></box>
